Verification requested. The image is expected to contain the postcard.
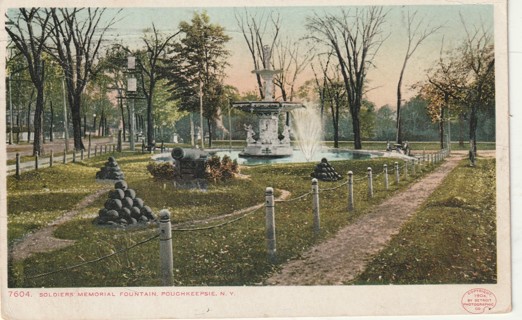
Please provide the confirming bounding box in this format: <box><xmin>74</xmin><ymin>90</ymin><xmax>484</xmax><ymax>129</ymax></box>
<box><xmin>0</xmin><ymin>0</ymin><xmax>513</xmax><ymax>319</ymax></box>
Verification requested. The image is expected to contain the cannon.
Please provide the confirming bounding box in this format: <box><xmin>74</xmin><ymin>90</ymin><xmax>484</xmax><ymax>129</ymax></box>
<box><xmin>171</xmin><ymin>147</ymin><xmax>209</xmax><ymax>180</ymax></box>
<box><xmin>171</xmin><ymin>147</ymin><xmax>208</xmax><ymax>161</ymax></box>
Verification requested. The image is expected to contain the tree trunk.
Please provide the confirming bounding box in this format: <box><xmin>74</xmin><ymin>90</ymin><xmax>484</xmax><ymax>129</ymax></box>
<box><xmin>147</xmin><ymin>95</ymin><xmax>154</xmax><ymax>147</ymax></box>
<box><xmin>120</xmin><ymin>97</ymin><xmax>126</xmax><ymax>142</ymax></box>
<box><xmin>99</xmin><ymin>110</ymin><xmax>104</xmax><ymax>137</ymax></box>
<box><xmin>83</xmin><ymin>113</ymin><xmax>87</xmax><ymax>138</ymax></box>
<box><xmin>70</xmin><ymin>94</ymin><xmax>85</xmax><ymax>150</ymax></box>
<box><xmin>396</xmin><ymin>76</ymin><xmax>403</xmax><ymax>145</ymax></box>
<box><xmin>458</xmin><ymin>114</ymin><xmax>465</xmax><ymax>147</ymax></box>
<box><xmin>32</xmin><ymin>86</ymin><xmax>45</xmax><ymax>156</ymax></box>
<box><xmin>207</xmin><ymin>117</ymin><xmax>212</xmax><ymax>148</ymax></box>
<box><xmin>352</xmin><ymin>110</ymin><xmax>362</xmax><ymax>150</ymax></box>
<box><xmin>49</xmin><ymin>100</ymin><xmax>54</xmax><ymax>142</ymax></box>
<box><xmin>469</xmin><ymin>104</ymin><xmax>478</xmax><ymax>155</ymax></box>
<box><xmin>439</xmin><ymin>108</ymin><xmax>445</xmax><ymax>150</ymax></box>
<box><xmin>27</xmin><ymin>102</ymin><xmax>32</xmax><ymax>143</ymax></box>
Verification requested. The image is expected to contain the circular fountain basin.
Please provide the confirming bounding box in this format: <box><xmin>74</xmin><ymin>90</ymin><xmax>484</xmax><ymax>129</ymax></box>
<box><xmin>152</xmin><ymin>148</ymin><xmax>407</xmax><ymax>166</ymax></box>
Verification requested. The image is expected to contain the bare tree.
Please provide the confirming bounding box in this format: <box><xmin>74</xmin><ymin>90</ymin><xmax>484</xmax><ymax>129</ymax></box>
<box><xmin>135</xmin><ymin>24</ymin><xmax>179</xmax><ymax>149</ymax></box>
<box><xmin>307</xmin><ymin>7</ymin><xmax>389</xmax><ymax>149</ymax></box>
<box><xmin>310</xmin><ymin>51</ymin><xmax>346</xmax><ymax>148</ymax></box>
<box><xmin>273</xmin><ymin>37</ymin><xmax>314</xmax><ymax>102</ymax></box>
<box><xmin>45</xmin><ymin>8</ymin><xmax>120</xmax><ymax>150</ymax></box>
<box><xmin>395</xmin><ymin>10</ymin><xmax>441</xmax><ymax>144</ymax></box>
<box><xmin>5</xmin><ymin>8</ymin><xmax>52</xmax><ymax>156</ymax></box>
<box><xmin>235</xmin><ymin>9</ymin><xmax>280</xmax><ymax>99</ymax></box>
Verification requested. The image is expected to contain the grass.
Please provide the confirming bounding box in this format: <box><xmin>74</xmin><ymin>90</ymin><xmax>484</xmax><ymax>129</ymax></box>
<box><xmin>7</xmin><ymin>150</ymin><xmax>440</xmax><ymax>287</ymax></box>
<box><xmin>352</xmin><ymin>157</ymin><xmax>496</xmax><ymax>284</ymax></box>
<box><xmin>210</xmin><ymin>140</ymin><xmax>496</xmax><ymax>152</ymax></box>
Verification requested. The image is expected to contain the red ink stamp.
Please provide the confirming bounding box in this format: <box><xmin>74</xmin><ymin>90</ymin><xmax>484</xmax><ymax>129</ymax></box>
<box><xmin>461</xmin><ymin>288</ymin><xmax>497</xmax><ymax>314</ymax></box>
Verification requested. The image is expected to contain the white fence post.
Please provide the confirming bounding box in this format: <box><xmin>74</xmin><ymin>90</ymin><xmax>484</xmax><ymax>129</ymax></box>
<box><xmin>265</xmin><ymin>187</ymin><xmax>277</xmax><ymax>263</ymax></box>
<box><xmin>367</xmin><ymin>167</ymin><xmax>373</xmax><ymax>198</ymax></box>
<box><xmin>395</xmin><ymin>162</ymin><xmax>400</xmax><ymax>185</ymax></box>
<box><xmin>384</xmin><ymin>164</ymin><xmax>389</xmax><ymax>190</ymax></box>
<box><xmin>347</xmin><ymin>171</ymin><xmax>354</xmax><ymax>211</ymax></box>
<box><xmin>159</xmin><ymin>209</ymin><xmax>174</xmax><ymax>286</ymax></box>
<box><xmin>312</xmin><ymin>178</ymin><xmax>320</xmax><ymax>234</ymax></box>
<box><xmin>15</xmin><ymin>153</ymin><xmax>20</xmax><ymax>177</ymax></box>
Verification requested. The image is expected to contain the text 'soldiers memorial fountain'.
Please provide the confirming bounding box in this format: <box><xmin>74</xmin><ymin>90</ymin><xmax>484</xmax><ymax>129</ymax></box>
<box><xmin>232</xmin><ymin>45</ymin><xmax>305</xmax><ymax>158</ymax></box>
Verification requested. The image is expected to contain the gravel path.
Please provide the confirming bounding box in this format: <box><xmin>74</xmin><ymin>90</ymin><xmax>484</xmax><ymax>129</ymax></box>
<box><xmin>265</xmin><ymin>154</ymin><xmax>464</xmax><ymax>285</ymax></box>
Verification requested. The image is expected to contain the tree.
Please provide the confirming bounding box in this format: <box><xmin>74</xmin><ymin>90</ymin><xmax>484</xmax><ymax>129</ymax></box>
<box><xmin>307</xmin><ymin>7</ymin><xmax>389</xmax><ymax>149</ymax></box>
<box><xmin>235</xmin><ymin>9</ymin><xmax>280</xmax><ymax>99</ymax></box>
<box><xmin>459</xmin><ymin>18</ymin><xmax>495</xmax><ymax>155</ymax></box>
<box><xmin>135</xmin><ymin>25</ymin><xmax>179</xmax><ymax>149</ymax></box>
<box><xmin>375</xmin><ymin>105</ymin><xmax>396</xmax><ymax>141</ymax></box>
<box><xmin>395</xmin><ymin>10</ymin><xmax>440</xmax><ymax>144</ymax></box>
<box><xmin>273</xmin><ymin>37</ymin><xmax>314</xmax><ymax>102</ymax></box>
<box><xmin>45</xmin><ymin>8</ymin><xmax>120</xmax><ymax>150</ymax></box>
<box><xmin>165</xmin><ymin>12</ymin><xmax>231</xmax><ymax>148</ymax></box>
<box><xmin>6</xmin><ymin>8</ymin><xmax>52</xmax><ymax>155</ymax></box>
<box><xmin>418</xmin><ymin>19</ymin><xmax>494</xmax><ymax>153</ymax></box>
<box><xmin>310</xmin><ymin>51</ymin><xmax>347</xmax><ymax>148</ymax></box>
<box><xmin>98</xmin><ymin>43</ymin><xmax>130</xmax><ymax>141</ymax></box>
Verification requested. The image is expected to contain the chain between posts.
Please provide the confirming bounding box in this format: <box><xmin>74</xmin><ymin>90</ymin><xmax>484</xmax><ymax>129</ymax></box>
<box><xmin>25</xmin><ymin>233</ymin><xmax>160</xmax><ymax>280</ymax></box>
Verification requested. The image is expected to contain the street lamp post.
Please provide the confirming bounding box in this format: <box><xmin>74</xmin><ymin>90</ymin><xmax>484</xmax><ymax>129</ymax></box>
<box><xmin>127</xmin><ymin>56</ymin><xmax>137</xmax><ymax>151</ymax></box>
<box><xmin>93</xmin><ymin>113</ymin><xmax>97</xmax><ymax>137</ymax></box>
<box><xmin>8</xmin><ymin>74</ymin><xmax>13</xmax><ymax>145</ymax></box>
<box><xmin>199</xmin><ymin>80</ymin><xmax>204</xmax><ymax>149</ymax></box>
<box><xmin>62</xmin><ymin>76</ymin><xmax>68</xmax><ymax>152</ymax></box>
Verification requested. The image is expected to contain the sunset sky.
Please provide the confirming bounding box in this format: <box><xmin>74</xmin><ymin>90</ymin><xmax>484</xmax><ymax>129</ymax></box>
<box><xmin>6</xmin><ymin>2</ymin><xmax>495</xmax><ymax>108</ymax></box>
<box><xmin>106</xmin><ymin>3</ymin><xmax>494</xmax><ymax>108</ymax></box>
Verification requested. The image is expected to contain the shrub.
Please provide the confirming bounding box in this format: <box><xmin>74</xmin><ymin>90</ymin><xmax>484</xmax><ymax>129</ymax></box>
<box><xmin>205</xmin><ymin>155</ymin><xmax>240</xmax><ymax>182</ymax></box>
<box><xmin>146</xmin><ymin>162</ymin><xmax>177</xmax><ymax>180</ymax></box>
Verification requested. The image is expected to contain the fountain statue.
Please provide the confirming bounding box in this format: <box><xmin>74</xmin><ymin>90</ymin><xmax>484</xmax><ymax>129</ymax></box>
<box><xmin>232</xmin><ymin>45</ymin><xmax>305</xmax><ymax>158</ymax></box>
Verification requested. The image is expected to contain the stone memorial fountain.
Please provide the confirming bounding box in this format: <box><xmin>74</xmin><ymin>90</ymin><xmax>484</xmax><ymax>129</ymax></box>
<box><xmin>232</xmin><ymin>45</ymin><xmax>305</xmax><ymax>158</ymax></box>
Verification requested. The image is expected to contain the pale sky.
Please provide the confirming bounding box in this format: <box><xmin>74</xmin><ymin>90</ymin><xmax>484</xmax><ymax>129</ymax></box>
<box><xmin>105</xmin><ymin>4</ymin><xmax>493</xmax><ymax>107</ymax></box>
<box><xmin>6</xmin><ymin>4</ymin><xmax>495</xmax><ymax>108</ymax></box>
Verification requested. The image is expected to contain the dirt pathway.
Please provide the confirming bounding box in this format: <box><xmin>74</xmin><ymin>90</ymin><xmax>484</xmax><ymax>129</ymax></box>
<box><xmin>265</xmin><ymin>154</ymin><xmax>464</xmax><ymax>285</ymax></box>
<box><xmin>9</xmin><ymin>185</ymin><xmax>290</xmax><ymax>263</ymax></box>
<box><xmin>10</xmin><ymin>186</ymin><xmax>112</xmax><ymax>263</ymax></box>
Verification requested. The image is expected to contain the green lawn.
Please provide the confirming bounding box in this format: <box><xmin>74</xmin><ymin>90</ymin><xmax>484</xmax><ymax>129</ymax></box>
<box><xmin>8</xmin><ymin>151</ymin><xmax>440</xmax><ymax>287</ymax></box>
<box><xmin>353</xmin><ymin>158</ymin><xmax>496</xmax><ymax>284</ymax></box>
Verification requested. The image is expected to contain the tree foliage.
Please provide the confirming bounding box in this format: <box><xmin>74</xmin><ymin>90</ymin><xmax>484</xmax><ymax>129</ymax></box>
<box><xmin>164</xmin><ymin>11</ymin><xmax>231</xmax><ymax>147</ymax></box>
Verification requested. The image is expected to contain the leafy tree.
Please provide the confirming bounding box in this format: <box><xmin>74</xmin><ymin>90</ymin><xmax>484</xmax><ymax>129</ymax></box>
<box><xmin>418</xmin><ymin>18</ymin><xmax>494</xmax><ymax>153</ymax></box>
<box><xmin>360</xmin><ymin>100</ymin><xmax>376</xmax><ymax>140</ymax></box>
<box><xmin>6</xmin><ymin>47</ymin><xmax>36</xmax><ymax>144</ymax></box>
<box><xmin>165</xmin><ymin>11</ymin><xmax>231</xmax><ymax>148</ymax></box>
<box><xmin>375</xmin><ymin>105</ymin><xmax>396</xmax><ymax>141</ymax></box>
<box><xmin>134</xmin><ymin>25</ymin><xmax>179</xmax><ymax>148</ymax></box>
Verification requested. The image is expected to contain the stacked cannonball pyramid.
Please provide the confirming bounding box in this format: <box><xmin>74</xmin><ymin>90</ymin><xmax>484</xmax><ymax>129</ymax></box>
<box><xmin>95</xmin><ymin>157</ymin><xmax>125</xmax><ymax>181</ymax></box>
<box><xmin>311</xmin><ymin>158</ymin><xmax>342</xmax><ymax>182</ymax></box>
<box><xmin>95</xmin><ymin>180</ymin><xmax>155</xmax><ymax>226</ymax></box>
